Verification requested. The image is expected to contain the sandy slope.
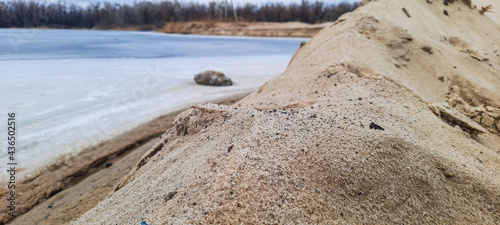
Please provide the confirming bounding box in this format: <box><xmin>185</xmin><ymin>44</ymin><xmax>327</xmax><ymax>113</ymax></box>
<box><xmin>8</xmin><ymin>138</ymin><xmax>159</xmax><ymax>225</ymax></box>
<box><xmin>160</xmin><ymin>21</ymin><xmax>332</xmax><ymax>37</ymax></box>
<box><xmin>0</xmin><ymin>98</ymin><xmax>240</xmax><ymax>224</ymax></box>
<box><xmin>75</xmin><ymin>0</ymin><xmax>500</xmax><ymax>224</ymax></box>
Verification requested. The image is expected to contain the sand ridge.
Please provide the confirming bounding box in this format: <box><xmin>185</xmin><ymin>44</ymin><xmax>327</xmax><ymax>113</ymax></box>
<box><xmin>75</xmin><ymin>0</ymin><xmax>500</xmax><ymax>224</ymax></box>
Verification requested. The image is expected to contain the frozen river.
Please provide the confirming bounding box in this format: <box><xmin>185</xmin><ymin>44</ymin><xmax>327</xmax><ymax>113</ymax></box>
<box><xmin>0</xmin><ymin>29</ymin><xmax>307</xmax><ymax>182</ymax></box>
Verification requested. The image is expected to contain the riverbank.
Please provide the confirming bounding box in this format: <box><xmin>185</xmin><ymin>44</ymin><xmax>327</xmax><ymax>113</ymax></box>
<box><xmin>158</xmin><ymin>21</ymin><xmax>332</xmax><ymax>37</ymax></box>
<box><xmin>1</xmin><ymin>28</ymin><xmax>302</xmax><ymax>187</ymax></box>
<box><xmin>13</xmin><ymin>21</ymin><xmax>331</xmax><ymax>38</ymax></box>
<box><xmin>1</xmin><ymin>97</ymin><xmax>242</xmax><ymax>224</ymax></box>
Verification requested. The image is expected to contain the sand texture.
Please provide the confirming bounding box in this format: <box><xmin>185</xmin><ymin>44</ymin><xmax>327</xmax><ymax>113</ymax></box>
<box><xmin>75</xmin><ymin>0</ymin><xmax>500</xmax><ymax>224</ymax></box>
<box><xmin>159</xmin><ymin>21</ymin><xmax>332</xmax><ymax>37</ymax></box>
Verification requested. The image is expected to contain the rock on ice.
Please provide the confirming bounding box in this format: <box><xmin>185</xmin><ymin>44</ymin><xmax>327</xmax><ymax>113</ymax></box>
<box><xmin>194</xmin><ymin>70</ymin><xmax>233</xmax><ymax>86</ymax></box>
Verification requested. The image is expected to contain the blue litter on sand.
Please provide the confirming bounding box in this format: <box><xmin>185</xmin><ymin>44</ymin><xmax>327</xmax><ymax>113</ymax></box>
<box><xmin>141</xmin><ymin>221</ymin><xmax>149</xmax><ymax>225</ymax></box>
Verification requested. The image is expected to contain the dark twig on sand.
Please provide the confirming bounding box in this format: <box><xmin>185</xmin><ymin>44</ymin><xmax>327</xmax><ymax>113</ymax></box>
<box><xmin>402</xmin><ymin>8</ymin><xmax>411</xmax><ymax>18</ymax></box>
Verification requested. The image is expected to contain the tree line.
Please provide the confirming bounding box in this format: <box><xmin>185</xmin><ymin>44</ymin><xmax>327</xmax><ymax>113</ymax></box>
<box><xmin>0</xmin><ymin>0</ymin><xmax>358</xmax><ymax>29</ymax></box>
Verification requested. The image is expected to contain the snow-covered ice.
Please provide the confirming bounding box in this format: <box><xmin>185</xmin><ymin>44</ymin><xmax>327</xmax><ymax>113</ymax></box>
<box><xmin>0</xmin><ymin>29</ymin><xmax>307</xmax><ymax>182</ymax></box>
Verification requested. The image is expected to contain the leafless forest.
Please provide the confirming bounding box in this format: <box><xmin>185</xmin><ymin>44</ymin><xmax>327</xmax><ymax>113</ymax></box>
<box><xmin>0</xmin><ymin>0</ymin><xmax>358</xmax><ymax>29</ymax></box>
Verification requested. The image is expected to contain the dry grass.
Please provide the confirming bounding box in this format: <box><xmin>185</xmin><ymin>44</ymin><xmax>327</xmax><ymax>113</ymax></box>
<box><xmin>480</xmin><ymin>5</ymin><xmax>495</xmax><ymax>14</ymax></box>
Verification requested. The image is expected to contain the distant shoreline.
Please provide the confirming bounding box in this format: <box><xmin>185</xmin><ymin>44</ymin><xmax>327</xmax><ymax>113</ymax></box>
<box><xmin>3</xmin><ymin>21</ymin><xmax>331</xmax><ymax>38</ymax></box>
<box><xmin>158</xmin><ymin>21</ymin><xmax>332</xmax><ymax>38</ymax></box>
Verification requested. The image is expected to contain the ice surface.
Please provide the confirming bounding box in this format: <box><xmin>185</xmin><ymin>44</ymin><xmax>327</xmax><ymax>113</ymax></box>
<box><xmin>0</xmin><ymin>29</ymin><xmax>307</xmax><ymax>182</ymax></box>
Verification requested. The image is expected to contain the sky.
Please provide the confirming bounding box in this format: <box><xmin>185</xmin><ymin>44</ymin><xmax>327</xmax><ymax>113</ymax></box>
<box><xmin>62</xmin><ymin>0</ymin><xmax>361</xmax><ymax>7</ymax></box>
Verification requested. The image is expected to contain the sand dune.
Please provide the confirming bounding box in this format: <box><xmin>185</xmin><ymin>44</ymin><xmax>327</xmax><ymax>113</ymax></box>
<box><xmin>75</xmin><ymin>0</ymin><xmax>500</xmax><ymax>223</ymax></box>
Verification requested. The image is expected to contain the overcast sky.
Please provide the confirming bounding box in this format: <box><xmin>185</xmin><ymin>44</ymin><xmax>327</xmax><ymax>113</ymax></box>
<box><xmin>62</xmin><ymin>0</ymin><xmax>360</xmax><ymax>7</ymax></box>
